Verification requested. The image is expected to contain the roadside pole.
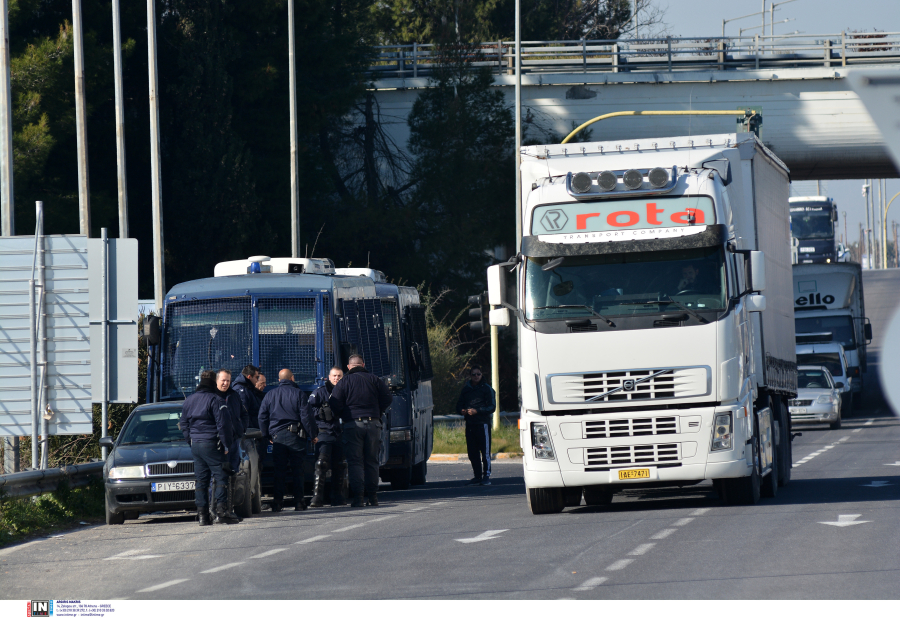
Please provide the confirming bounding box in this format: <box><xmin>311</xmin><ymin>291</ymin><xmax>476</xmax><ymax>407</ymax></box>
<box><xmin>514</xmin><ymin>0</ymin><xmax>522</xmax><ymax>253</ymax></box>
<box><xmin>147</xmin><ymin>0</ymin><xmax>165</xmax><ymax>310</ymax></box>
<box><xmin>491</xmin><ymin>320</ymin><xmax>500</xmax><ymax>430</ymax></box>
<box><xmin>100</xmin><ymin>228</ymin><xmax>109</xmax><ymax>459</ymax></box>
<box><xmin>37</xmin><ymin>202</ymin><xmax>48</xmax><ymax>468</ymax></box>
<box><xmin>288</xmin><ymin>0</ymin><xmax>299</xmax><ymax>258</ymax></box>
<box><xmin>73</xmin><ymin>0</ymin><xmax>91</xmax><ymax>236</ymax></box>
<box><xmin>112</xmin><ymin>0</ymin><xmax>129</xmax><ymax>238</ymax></box>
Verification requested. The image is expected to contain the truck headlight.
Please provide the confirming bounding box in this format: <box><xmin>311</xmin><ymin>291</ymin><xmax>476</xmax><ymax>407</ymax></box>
<box><xmin>390</xmin><ymin>429</ymin><xmax>411</xmax><ymax>442</ymax></box>
<box><xmin>531</xmin><ymin>422</ymin><xmax>555</xmax><ymax>460</ymax></box>
<box><xmin>711</xmin><ymin>412</ymin><xmax>733</xmax><ymax>451</ymax></box>
<box><xmin>108</xmin><ymin>466</ymin><xmax>145</xmax><ymax>479</ymax></box>
<box><xmin>816</xmin><ymin>395</ymin><xmax>835</xmax><ymax>404</ymax></box>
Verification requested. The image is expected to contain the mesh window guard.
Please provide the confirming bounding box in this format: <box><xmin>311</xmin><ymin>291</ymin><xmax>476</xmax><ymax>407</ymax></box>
<box><xmin>406</xmin><ymin>305</ymin><xmax>434</xmax><ymax>381</ymax></box>
<box><xmin>381</xmin><ymin>299</ymin><xmax>405</xmax><ymax>386</ymax></box>
<box><xmin>258</xmin><ymin>298</ymin><xmax>318</xmax><ymax>386</ymax></box>
<box><xmin>162</xmin><ymin>298</ymin><xmax>252</xmax><ymax>398</ymax></box>
<box><xmin>323</xmin><ymin>295</ymin><xmax>334</xmax><ymax>368</ymax></box>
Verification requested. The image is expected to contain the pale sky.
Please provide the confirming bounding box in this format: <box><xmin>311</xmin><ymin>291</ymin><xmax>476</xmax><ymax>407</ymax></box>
<box><xmin>657</xmin><ymin>0</ymin><xmax>900</xmax><ymax>253</ymax></box>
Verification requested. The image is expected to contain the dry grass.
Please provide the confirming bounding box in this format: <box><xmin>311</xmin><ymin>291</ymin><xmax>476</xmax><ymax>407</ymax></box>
<box><xmin>433</xmin><ymin>421</ymin><xmax>522</xmax><ymax>455</ymax></box>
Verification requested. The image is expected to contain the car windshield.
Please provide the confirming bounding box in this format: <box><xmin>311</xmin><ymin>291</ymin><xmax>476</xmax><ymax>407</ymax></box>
<box><xmin>798</xmin><ymin>369</ymin><xmax>833</xmax><ymax>389</ymax></box>
<box><xmin>524</xmin><ymin>246</ymin><xmax>726</xmax><ymax>320</ymax></box>
<box><xmin>797</xmin><ymin>353</ymin><xmax>843</xmax><ymax>377</ymax></box>
<box><xmin>119</xmin><ymin>408</ymin><xmax>186</xmax><ymax>444</ymax></box>
<box><xmin>790</xmin><ymin>207</ymin><xmax>833</xmax><ymax>240</ymax></box>
<box><xmin>795</xmin><ymin>315</ymin><xmax>856</xmax><ymax>350</ymax></box>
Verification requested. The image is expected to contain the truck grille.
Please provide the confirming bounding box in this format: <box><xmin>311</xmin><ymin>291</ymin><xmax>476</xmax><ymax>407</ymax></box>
<box><xmin>146</xmin><ymin>461</ymin><xmax>194</xmax><ymax>477</ymax></box>
<box><xmin>585</xmin><ymin>443</ymin><xmax>680</xmax><ymax>470</ymax></box>
<box><xmin>584</xmin><ymin>416</ymin><xmax>678</xmax><ymax>439</ymax></box>
<box><xmin>152</xmin><ymin>490</ymin><xmax>195</xmax><ymax>503</ymax></box>
<box><xmin>549</xmin><ymin>367</ymin><xmax>709</xmax><ymax>404</ymax></box>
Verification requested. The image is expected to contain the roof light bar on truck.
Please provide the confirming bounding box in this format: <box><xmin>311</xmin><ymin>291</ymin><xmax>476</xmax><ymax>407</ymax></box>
<box><xmin>564</xmin><ymin>166</ymin><xmax>678</xmax><ymax>200</ymax></box>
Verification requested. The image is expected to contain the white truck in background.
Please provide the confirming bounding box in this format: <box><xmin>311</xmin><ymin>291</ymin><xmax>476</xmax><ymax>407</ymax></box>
<box><xmin>488</xmin><ymin>132</ymin><xmax>797</xmax><ymax>514</ymax></box>
<box><xmin>792</xmin><ymin>262</ymin><xmax>872</xmax><ymax>414</ymax></box>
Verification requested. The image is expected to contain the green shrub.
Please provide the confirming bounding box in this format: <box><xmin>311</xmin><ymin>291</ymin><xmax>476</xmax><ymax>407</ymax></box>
<box><xmin>0</xmin><ymin>479</ymin><xmax>105</xmax><ymax>547</ymax></box>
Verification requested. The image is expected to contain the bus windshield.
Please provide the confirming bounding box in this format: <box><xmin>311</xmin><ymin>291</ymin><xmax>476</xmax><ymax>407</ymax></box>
<box><xmin>790</xmin><ymin>206</ymin><xmax>834</xmax><ymax>240</ymax></box>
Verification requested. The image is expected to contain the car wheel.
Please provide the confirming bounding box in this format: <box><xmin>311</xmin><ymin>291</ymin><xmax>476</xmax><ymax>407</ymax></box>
<box><xmin>105</xmin><ymin>493</ymin><xmax>124</xmax><ymax>526</ymax></box>
<box><xmin>829</xmin><ymin>409</ymin><xmax>842</xmax><ymax>430</ymax></box>
<box><xmin>389</xmin><ymin>467</ymin><xmax>411</xmax><ymax>490</ymax></box>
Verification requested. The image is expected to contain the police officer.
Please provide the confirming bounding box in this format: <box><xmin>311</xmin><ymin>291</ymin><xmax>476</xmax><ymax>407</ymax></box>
<box><xmin>304</xmin><ymin>366</ymin><xmax>347</xmax><ymax>507</ymax></box>
<box><xmin>258</xmin><ymin>368</ymin><xmax>315</xmax><ymax>512</ymax></box>
<box><xmin>231</xmin><ymin>364</ymin><xmax>262</xmax><ymax>429</ymax></box>
<box><xmin>216</xmin><ymin>369</ymin><xmax>247</xmax><ymax>520</ymax></box>
<box><xmin>330</xmin><ymin>355</ymin><xmax>392</xmax><ymax>507</ymax></box>
<box><xmin>181</xmin><ymin>370</ymin><xmax>238</xmax><ymax>525</ymax></box>
<box><xmin>456</xmin><ymin>365</ymin><xmax>496</xmax><ymax>486</ymax></box>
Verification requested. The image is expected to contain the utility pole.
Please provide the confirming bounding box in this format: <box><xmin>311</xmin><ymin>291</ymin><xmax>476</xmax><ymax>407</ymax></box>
<box><xmin>514</xmin><ymin>0</ymin><xmax>522</xmax><ymax>252</ymax></box>
<box><xmin>863</xmin><ymin>182</ymin><xmax>872</xmax><ymax>268</ymax></box>
<box><xmin>843</xmin><ymin>210</ymin><xmax>847</xmax><ymax>247</ymax></box>
<box><xmin>73</xmin><ymin>0</ymin><xmax>91</xmax><ymax>236</ymax></box>
<box><xmin>147</xmin><ymin>0</ymin><xmax>165</xmax><ymax>310</ymax></box>
<box><xmin>0</xmin><ymin>0</ymin><xmax>13</xmax><ymax>238</ymax></box>
<box><xmin>894</xmin><ymin>220</ymin><xmax>898</xmax><ymax>268</ymax></box>
<box><xmin>288</xmin><ymin>0</ymin><xmax>299</xmax><ymax>258</ymax></box>
<box><xmin>111</xmin><ymin>0</ymin><xmax>128</xmax><ymax>238</ymax></box>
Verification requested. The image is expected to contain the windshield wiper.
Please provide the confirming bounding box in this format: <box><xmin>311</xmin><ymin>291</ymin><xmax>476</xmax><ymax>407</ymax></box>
<box><xmin>661</xmin><ymin>295</ymin><xmax>709</xmax><ymax>324</ymax></box>
<box><xmin>533</xmin><ymin>304</ymin><xmax>616</xmax><ymax>327</ymax></box>
<box><xmin>120</xmin><ymin>441</ymin><xmax>153</xmax><ymax>445</ymax></box>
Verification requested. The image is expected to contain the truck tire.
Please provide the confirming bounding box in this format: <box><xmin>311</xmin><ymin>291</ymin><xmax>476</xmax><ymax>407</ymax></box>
<box><xmin>389</xmin><ymin>466</ymin><xmax>411</xmax><ymax>490</ymax></box>
<box><xmin>779</xmin><ymin>396</ymin><xmax>792</xmax><ymax>486</ymax></box>
<box><xmin>527</xmin><ymin>487</ymin><xmax>565</xmax><ymax>514</ymax></box>
<box><xmin>251</xmin><ymin>473</ymin><xmax>262</xmax><ymax>514</ymax></box>
<box><xmin>105</xmin><ymin>494</ymin><xmax>124</xmax><ymax>526</ymax></box>
<box><xmin>583</xmin><ymin>486</ymin><xmax>614</xmax><ymax>506</ymax></box>
<box><xmin>411</xmin><ymin>460</ymin><xmax>427</xmax><ymax>486</ymax></box>
<box><xmin>563</xmin><ymin>487</ymin><xmax>583</xmax><ymax>507</ymax></box>
<box><xmin>724</xmin><ymin>435</ymin><xmax>761</xmax><ymax>506</ymax></box>
<box><xmin>235</xmin><ymin>474</ymin><xmax>252</xmax><ymax>519</ymax></box>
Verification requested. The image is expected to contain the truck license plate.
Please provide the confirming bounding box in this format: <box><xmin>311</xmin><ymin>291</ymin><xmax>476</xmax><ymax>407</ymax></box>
<box><xmin>618</xmin><ymin>468</ymin><xmax>651</xmax><ymax>480</ymax></box>
<box><xmin>151</xmin><ymin>481</ymin><xmax>195</xmax><ymax>492</ymax></box>
<box><xmin>799</xmin><ymin>247</ymin><xmax>815</xmax><ymax>253</ymax></box>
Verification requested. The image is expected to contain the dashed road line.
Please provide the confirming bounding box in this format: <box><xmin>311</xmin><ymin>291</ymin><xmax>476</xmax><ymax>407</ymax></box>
<box><xmin>333</xmin><ymin>522</ymin><xmax>367</xmax><ymax>533</ymax></box>
<box><xmin>201</xmin><ymin>562</ymin><xmax>244</xmax><ymax>573</ymax></box>
<box><xmin>137</xmin><ymin>579</ymin><xmax>189</xmax><ymax>593</ymax></box>
<box><xmin>853</xmin><ymin>428</ymin><xmax>862</xmax><ymax>433</ymax></box>
<box><xmin>793</xmin><ymin>437</ymin><xmax>849</xmax><ymax>468</ymax></box>
<box><xmin>606</xmin><ymin>559</ymin><xmax>634</xmax><ymax>571</ymax></box>
<box><xmin>249</xmin><ymin>548</ymin><xmax>287</xmax><ymax>559</ymax></box>
<box><xmin>651</xmin><ymin>528</ymin><xmax>676</xmax><ymax>540</ymax></box>
<box><xmin>673</xmin><ymin>517</ymin><xmax>694</xmax><ymax>526</ymax></box>
<box><xmin>573</xmin><ymin>577</ymin><xmax>607</xmax><ymax>591</ymax></box>
<box><xmin>865</xmin><ymin>419</ymin><xmax>875</xmax><ymax>426</ymax></box>
<box><xmin>295</xmin><ymin>534</ymin><xmax>331</xmax><ymax>544</ymax></box>
<box><xmin>689</xmin><ymin>508</ymin><xmax>710</xmax><ymax>516</ymax></box>
<box><xmin>105</xmin><ymin>549</ymin><xmax>160</xmax><ymax>561</ymax></box>
<box><xmin>628</xmin><ymin>543</ymin><xmax>655</xmax><ymax>556</ymax></box>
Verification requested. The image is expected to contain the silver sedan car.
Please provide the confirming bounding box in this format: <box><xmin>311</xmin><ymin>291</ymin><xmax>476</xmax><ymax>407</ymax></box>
<box><xmin>789</xmin><ymin>365</ymin><xmax>843</xmax><ymax>430</ymax></box>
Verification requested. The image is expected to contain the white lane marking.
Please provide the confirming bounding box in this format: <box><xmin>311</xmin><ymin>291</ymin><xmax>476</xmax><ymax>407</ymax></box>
<box><xmin>295</xmin><ymin>534</ymin><xmax>331</xmax><ymax>544</ymax></box>
<box><xmin>105</xmin><ymin>549</ymin><xmax>161</xmax><ymax>561</ymax></box>
<box><xmin>605</xmin><ymin>559</ymin><xmax>634</xmax><ymax>571</ymax></box>
<box><xmin>333</xmin><ymin>522</ymin><xmax>366</xmax><ymax>533</ymax></box>
<box><xmin>792</xmin><ymin>437</ymin><xmax>849</xmax><ymax>467</ymax></box>
<box><xmin>819</xmin><ymin>514</ymin><xmax>871</xmax><ymax>527</ymax></box>
<box><xmin>885</xmin><ymin>461</ymin><xmax>900</xmax><ymax>467</ymax></box>
<box><xmin>865</xmin><ymin>419</ymin><xmax>875</xmax><ymax>426</ymax></box>
<box><xmin>651</xmin><ymin>528</ymin><xmax>676</xmax><ymax>539</ymax></box>
<box><xmin>455</xmin><ymin>529</ymin><xmax>508</xmax><ymax>544</ymax></box>
<box><xmin>573</xmin><ymin>577</ymin><xmax>607</xmax><ymax>591</ymax></box>
<box><xmin>839</xmin><ymin>436</ymin><xmax>850</xmax><ymax>442</ymax></box>
<box><xmin>628</xmin><ymin>543</ymin><xmax>656</xmax><ymax>556</ymax></box>
<box><xmin>853</xmin><ymin>428</ymin><xmax>862</xmax><ymax>433</ymax></box>
<box><xmin>201</xmin><ymin>562</ymin><xmax>245</xmax><ymax>573</ymax></box>
<box><xmin>689</xmin><ymin>508</ymin><xmax>710</xmax><ymax>516</ymax></box>
<box><xmin>405</xmin><ymin>502</ymin><xmax>446</xmax><ymax>512</ymax></box>
<box><xmin>673</xmin><ymin>517</ymin><xmax>694</xmax><ymax>526</ymax></box>
<box><xmin>137</xmin><ymin>579</ymin><xmax>190</xmax><ymax>593</ymax></box>
<box><xmin>860</xmin><ymin>481</ymin><xmax>892</xmax><ymax>487</ymax></box>
<box><xmin>248</xmin><ymin>548</ymin><xmax>287</xmax><ymax>559</ymax></box>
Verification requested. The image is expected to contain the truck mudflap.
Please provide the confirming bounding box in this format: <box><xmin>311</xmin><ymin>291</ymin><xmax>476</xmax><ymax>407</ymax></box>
<box><xmin>765</xmin><ymin>354</ymin><xmax>798</xmax><ymax>396</ymax></box>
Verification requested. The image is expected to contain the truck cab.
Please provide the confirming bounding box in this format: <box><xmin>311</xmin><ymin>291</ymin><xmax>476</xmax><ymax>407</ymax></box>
<box><xmin>789</xmin><ymin>197</ymin><xmax>838</xmax><ymax>264</ymax></box>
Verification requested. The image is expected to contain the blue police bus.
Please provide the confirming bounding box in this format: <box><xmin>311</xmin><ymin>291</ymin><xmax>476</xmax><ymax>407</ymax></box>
<box><xmin>145</xmin><ymin>257</ymin><xmax>434</xmax><ymax>495</ymax></box>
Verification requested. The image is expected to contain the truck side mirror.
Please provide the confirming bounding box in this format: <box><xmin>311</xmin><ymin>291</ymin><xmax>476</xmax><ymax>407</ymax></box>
<box><xmin>749</xmin><ymin>251</ymin><xmax>766</xmax><ymax>293</ymax></box>
<box><xmin>746</xmin><ymin>294</ymin><xmax>766</xmax><ymax>313</ymax></box>
<box><xmin>143</xmin><ymin>315</ymin><xmax>161</xmax><ymax>346</ymax></box>
<box><xmin>487</xmin><ymin>264</ymin><xmax>507</xmax><ymax>306</ymax></box>
<box><xmin>864</xmin><ymin>323</ymin><xmax>873</xmax><ymax>342</ymax></box>
<box><xmin>489</xmin><ymin>307</ymin><xmax>510</xmax><ymax>327</ymax></box>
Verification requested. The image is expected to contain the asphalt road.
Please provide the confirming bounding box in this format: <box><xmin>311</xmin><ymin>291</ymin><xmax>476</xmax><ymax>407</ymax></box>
<box><xmin>2</xmin><ymin>273</ymin><xmax>898</xmax><ymax>600</ymax></box>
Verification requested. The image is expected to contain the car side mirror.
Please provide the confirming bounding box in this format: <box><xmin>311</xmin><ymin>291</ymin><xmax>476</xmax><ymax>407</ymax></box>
<box><xmin>99</xmin><ymin>436</ymin><xmax>115</xmax><ymax>449</ymax></box>
<box><xmin>834</xmin><ymin>382</ymin><xmax>844</xmax><ymax>389</ymax></box>
<box><xmin>243</xmin><ymin>428</ymin><xmax>263</xmax><ymax>439</ymax></box>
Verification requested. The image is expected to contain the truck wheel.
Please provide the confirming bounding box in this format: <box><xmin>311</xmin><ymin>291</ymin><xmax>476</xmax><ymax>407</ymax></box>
<box><xmin>251</xmin><ymin>473</ymin><xmax>262</xmax><ymax>514</ymax></box>
<box><xmin>779</xmin><ymin>397</ymin><xmax>792</xmax><ymax>487</ymax></box>
<box><xmin>236</xmin><ymin>474</ymin><xmax>252</xmax><ymax>519</ymax></box>
<box><xmin>583</xmin><ymin>486</ymin><xmax>614</xmax><ymax>506</ymax></box>
<box><xmin>563</xmin><ymin>487</ymin><xmax>583</xmax><ymax>507</ymax></box>
<box><xmin>105</xmin><ymin>494</ymin><xmax>124</xmax><ymax>526</ymax></box>
<box><xmin>724</xmin><ymin>437</ymin><xmax>761</xmax><ymax>506</ymax></box>
<box><xmin>410</xmin><ymin>460</ymin><xmax>427</xmax><ymax>485</ymax></box>
<box><xmin>389</xmin><ymin>467</ymin><xmax>411</xmax><ymax>490</ymax></box>
<box><xmin>527</xmin><ymin>487</ymin><xmax>565</xmax><ymax>514</ymax></box>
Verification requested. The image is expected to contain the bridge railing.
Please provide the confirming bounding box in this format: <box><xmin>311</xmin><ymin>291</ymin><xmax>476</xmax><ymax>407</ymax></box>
<box><xmin>368</xmin><ymin>32</ymin><xmax>900</xmax><ymax>80</ymax></box>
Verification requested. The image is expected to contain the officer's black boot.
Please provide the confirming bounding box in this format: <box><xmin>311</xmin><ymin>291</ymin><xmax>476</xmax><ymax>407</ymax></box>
<box><xmin>226</xmin><ymin>477</ymin><xmax>242</xmax><ymax>522</ymax></box>
<box><xmin>198</xmin><ymin>509</ymin><xmax>211</xmax><ymax>526</ymax></box>
<box><xmin>330</xmin><ymin>462</ymin><xmax>347</xmax><ymax>506</ymax></box>
<box><xmin>310</xmin><ymin>459</ymin><xmax>329</xmax><ymax>507</ymax></box>
<box><xmin>365</xmin><ymin>492</ymin><xmax>379</xmax><ymax>507</ymax></box>
<box><xmin>350</xmin><ymin>494</ymin><xmax>365</xmax><ymax>508</ymax></box>
<box><xmin>214</xmin><ymin>502</ymin><xmax>240</xmax><ymax>524</ymax></box>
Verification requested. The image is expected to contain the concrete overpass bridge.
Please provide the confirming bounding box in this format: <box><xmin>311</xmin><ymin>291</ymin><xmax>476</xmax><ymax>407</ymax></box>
<box><xmin>366</xmin><ymin>32</ymin><xmax>900</xmax><ymax>180</ymax></box>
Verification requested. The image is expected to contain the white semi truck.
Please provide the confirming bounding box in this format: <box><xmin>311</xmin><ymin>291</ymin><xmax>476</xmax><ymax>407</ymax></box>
<box><xmin>792</xmin><ymin>262</ymin><xmax>872</xmax><ymax>413</ymax></box>
<box><xmin>488</xmin><ymin>132</ymin><xmax>798</xmax><ymax>513</ymax></box>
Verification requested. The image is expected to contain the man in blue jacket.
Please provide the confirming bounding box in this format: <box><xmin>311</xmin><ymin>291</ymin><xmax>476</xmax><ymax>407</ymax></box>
<box><xmin>231</xmin><ymin>364</ymin><xmax>262</xmax><ymax>429</ymax></box>
<box><xmin>181</xmin><ymin>370</ymin><xmax>237</xmax><ymax>525</ymax></box>
<box><xmin>456</xmin><ymin>365</ymin><xmax>496</xmax><ymax>486</ymax></box>
<box><xmin>330</xmin><ymin>355</ymin><xmax>393</xmax><ymax>507</ymax></box>
<box><xmin>216</xmin><ymin>369</ymin><xmax>247</xmax><ymax>521</ymax></box>
<box><xmin>304</xmin><ymin>366</ymin><xmax>347</xmax><ymax>507</ymax></box>
<box><xmin>258</xmin><ymin>368</ymin><xmax>315</xmax><ymax>512</ymax></box>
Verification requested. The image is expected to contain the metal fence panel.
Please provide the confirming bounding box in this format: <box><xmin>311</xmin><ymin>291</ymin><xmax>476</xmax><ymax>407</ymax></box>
<box><xmin>257</xmin><ymin>297</ymin><xmax>318</xmax><ymax>386</ymax></box>
<box><xmin>341</xmin><ymin>299</ymin><xmax>390</xmax><ymax>378</ymax></box>
<box><xmin>406</xmin><ymin>305</ymin><xmax>433</xmax><ymax>381</ymax></box>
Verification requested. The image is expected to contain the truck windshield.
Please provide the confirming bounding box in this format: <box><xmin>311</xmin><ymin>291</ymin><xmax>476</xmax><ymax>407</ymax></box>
<box><xmin>795</xmin><ymin>315</ymin><xmax>856</xmax><ymax>350</ymax></box>
<box><xmin>790</xmin><ymin>208</ymin><xmax>833</xmax><ymax>240</ymax></box>
<box><xmin>797</xmin><ymin>352</ymin><xmax>843</xmax><ymax>377</ymax></box>
<box><xmin>525</xmin><ymin>246</ymin><xmax>726</xmax><ymax>320</ymax></box>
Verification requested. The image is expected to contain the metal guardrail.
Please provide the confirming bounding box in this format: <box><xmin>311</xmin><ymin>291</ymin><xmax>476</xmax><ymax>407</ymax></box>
<box><xmin>0</xmin><ymin>461</ymin><xmax>104</xmax><ymax>499</ymax></box>
<box><xmin>434</xmin><ymin>411</ymin><xmax>520</xmax><ymax>424</ymax></box>
<box><xmin>369</xmin><ymin>32</ymin><xmax>900</xmax><ymax>80</ymax></box>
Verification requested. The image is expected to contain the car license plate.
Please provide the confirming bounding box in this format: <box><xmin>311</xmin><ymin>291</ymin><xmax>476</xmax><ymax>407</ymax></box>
<box><xmin>618</xmin><ymin>468</ymin><xmax>651</xmax><ymax>480</ymax></box>
<box><xmin>790</xmin><ymin>407</ymin><xmax>807</xmax><ymax>414</ymax></box>
<box><xmin>150</xmin><ymin>481</ymin><xmax>195</xmax><ymax>492</ymax></box>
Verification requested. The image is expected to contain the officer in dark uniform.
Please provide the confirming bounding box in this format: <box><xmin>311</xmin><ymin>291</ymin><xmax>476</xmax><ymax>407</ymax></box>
<box><xmin>456</xmin><ymin>365</ymin><xmax>496</xmax><ymax>486</ymax></box>
<box><xmin>304</xmin><ymin>366</ymin><xmax>347</xmax><ymax>507</ymax></box>
<box><xmin>258</xmin><ymin>368</ymin><xmax>315</xmax><ymax>512</ymax></box>
<box><xmin>216</xmin><ymin>369</ymin><xmax>247</xmax><ymax>520</ymax></box>
<box><xmin>181</xmin><ymin>370</ymin><xmax>237</xmax><ymax>525</ymax></box>
<box><xmin>231</xmin><ymin>364</ymin><xmax>262</xmax><ymax>428</ymax></box>
<box><xmin>330</xmin><ymin>354</ymin><xmax>392</xmax><ymax>507</ymax></box>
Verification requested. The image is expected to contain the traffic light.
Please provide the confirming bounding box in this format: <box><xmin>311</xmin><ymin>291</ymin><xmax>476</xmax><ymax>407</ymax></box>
<box><xmin>468</xmin><ymin>292</ymin><xmax>489</xmax><ymax>333</ymax></box>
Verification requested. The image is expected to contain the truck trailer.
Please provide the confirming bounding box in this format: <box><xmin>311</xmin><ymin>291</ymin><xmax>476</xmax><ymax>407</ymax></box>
<box><xmin>488</xmin><ymin>132</ymin><xmax>797</xmax><ymax>513</ymax></box>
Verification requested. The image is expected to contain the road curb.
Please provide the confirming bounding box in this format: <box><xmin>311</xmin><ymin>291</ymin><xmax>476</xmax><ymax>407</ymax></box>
<box><xmin>429</xmin><ymin>453</ymin><xmax>522</xmax><ymax>462</ymax></box>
